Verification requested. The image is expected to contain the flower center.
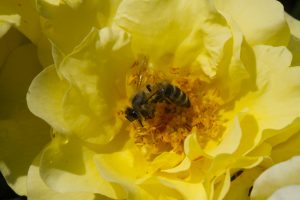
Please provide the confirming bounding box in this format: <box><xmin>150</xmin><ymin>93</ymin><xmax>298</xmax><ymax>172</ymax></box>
<box><xmin>125</xmin><ymin>58</ymin><xmax>225</xmax><ymax>158</ymax></box>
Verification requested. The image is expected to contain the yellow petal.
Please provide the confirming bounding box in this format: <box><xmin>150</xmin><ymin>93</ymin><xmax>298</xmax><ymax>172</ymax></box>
<box><xmin>37</xmin><ymin>0</ymin><xmax>121</xmax><ymax>53</ymax></box>
<box><xmin>214</xmin><ymin>170</ymin><xmax>230</xmax><ymax>200</ymax></box>
<box><xmin>214</xmin><ymin>0</ymin><xmax>289</xmax><ymax>46</ymax></box>
<box><xmin>27</xmin><ymin>156</ymin><xmax>100</xmax><ymax>200</ymax></box>
<box><xmin>206</xmin><ymin>115</ymin><xmax>241</xmax><ymax>156</ymax></box>
<box><xmin>0</xmin><ymin>1</ymin><xmax>42</xmax><ymax>44</ymax></box>
<box><xmin>0</xmin><ymin>43</ymin><xmax>50</xmax><ymax>195</ymax></box>
<box><xmin>27</xmin><ymin>65</ymin><xmax>70</xmax><ymax>133</ymax></box>
<box><xmin>116</xmin><ymin>0</ymin><xmax>221</xmax><ymax>67</ymax></box>
<box><xmin>57</xmin><ymin>27</ymin><xmax>133</xmax><ymax>143</ymax></box>
<box><xmin>271</xmin><ymin>131</ymin><xmax>300</xmax><ymax>164</ymax></box>
<box><xmin>0</xmin><ymin>14</ymin><xmax>20</xmax><ymax>37</ymax></box>
<box><xmin>173</xmin><ymin>4</ymin><xmax>231</xmax><ymax>78</ymax></box>
<box><xmin>158</xmin><ymin>177</ymin><xmax>207</xmax><ymax>200</ymax></box>
<box><xmin>234</xmin><ymin>46</ymin><xmax>300</xmax><ymax>142</ymax></box>
<box><xmin>184</xmin><ymin>130</ymin><xmax>206</xmax><ymax>160</ymax></box>
<box><xmin>251</xmin><ymin>156</ymin><xmax>300</xmax><ymax>200</ymax></box>
<box><xmin>39</xmin><ymin>135</ymin><xmax>125</xmax><ymax>199</ymax></box>
<box><xmin>224</xmin><ymin>168</ymin><xmax>263</xmax><ymax>200</ymax></box>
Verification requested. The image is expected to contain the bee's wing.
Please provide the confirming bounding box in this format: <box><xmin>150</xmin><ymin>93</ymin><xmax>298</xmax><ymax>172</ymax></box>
<box><xmin>127</xmin><ymin>55</ymin><xmax>149</xmax><ymax>90</ymax></box>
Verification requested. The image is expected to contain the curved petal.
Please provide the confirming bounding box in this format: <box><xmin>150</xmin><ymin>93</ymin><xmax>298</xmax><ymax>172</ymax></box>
<box><xmin>224</xmin><ymin>168</ymin><xmax>263</xmax><ymax>200</ymax></box>
<box><xmin>271</xmin><ymin>131</ymin><xmax>300</xmax><ymax>164</ymax></box>
<box><xmin>0</xmin><ymin>14</ymin><xmax>20</xmax><ymax>38</ymax></box>
<box><xmin>39</xmin><ymin>135</ymin><xmax>125</xmax><ymax>199</ymax></box>
<box><xmin>285</xmin><ymin>14</ymin><xmax>300</xmax><ymax>66</ymax></box>
<box><xmin>251</xmin><ymin>156</ymin><xmax>300</xmax><ymax>200</ymax></box>
<box><xmin>57</xmin><ymin>27</ymin><xmax>133</xmax><ymax>143</ymax></box>
<box><xmin>158</xmin><ymin>177</ymin><xmax>207</xmax><ymax>200</ymax></box>
<box><xmin>214</xmin><ymin>0</ymin><xmax>289</xmax><ymax>46</ymax></box>
<box><xmin>0</xmin><ymin>43</ymin><xmax>50</xmax><ymax>195</ymax></box>
<box><xmin>27</xmin><ymin>65</ymin><xmax>70</xmax><ymax>134</ymax></box>
<box><xmin>269</xmin><ymin>185</ymin><xmax>300</xmax><ymax>200</ymax></box>
<box><xmin>27</xmin><ymin>157</ymin><xmax>98</xmax><ymax>200</ymax></box>
<box><xmin>234</xmin><ymin>46</ymin><xmax>300</xmax><ymax>142</ymax></box>
<box><xmin>37</xmin><ymin>0</ymin><xmax>122</xmax><ymax>53</ymax></box>
<box><xmin>115</xmin><ymin>0</ymin><xmax>224</xmax><ymax>68</ymax></box>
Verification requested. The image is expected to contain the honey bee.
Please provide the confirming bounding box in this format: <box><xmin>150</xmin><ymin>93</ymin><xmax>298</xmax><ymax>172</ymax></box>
<box><xmin>125</xmin><ymin>81</ymin><xmax>191</xmax><ymax>126</ymax></box>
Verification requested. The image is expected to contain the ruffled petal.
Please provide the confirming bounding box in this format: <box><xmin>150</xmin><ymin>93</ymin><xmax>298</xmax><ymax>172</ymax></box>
<box><xmin>37</xmin><ymin>0</ymin><xmax>121</xmax><ymax>53</ymax></box>
<box><xmin>214</xmin><ymin>0</ymin><xmax>289</xmax><ymax>46</ymax></box>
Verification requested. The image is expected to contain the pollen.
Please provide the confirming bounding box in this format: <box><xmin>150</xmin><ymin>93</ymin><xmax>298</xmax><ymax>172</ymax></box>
<box><xmin>126</xmin><ymin>69</ymin><xmax>225</xmax><ymax>159</ymax></box>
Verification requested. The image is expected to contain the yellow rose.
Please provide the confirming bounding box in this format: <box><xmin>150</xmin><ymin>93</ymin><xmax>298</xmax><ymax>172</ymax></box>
<box><xmin>1</xmin><ymin>0</ymin><xmax>300</xmax><ymax>199</ymax></box>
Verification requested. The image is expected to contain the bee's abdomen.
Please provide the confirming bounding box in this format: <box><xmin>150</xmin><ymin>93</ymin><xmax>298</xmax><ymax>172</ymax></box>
<box><xmin>163</xmin><ymin>83</ymin><xmax>190</xmax><ymax>107</ymax></box>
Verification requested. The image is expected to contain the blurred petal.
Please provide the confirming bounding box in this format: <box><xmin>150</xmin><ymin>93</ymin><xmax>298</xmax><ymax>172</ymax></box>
<box><xmin>0</xmin><ymin>1</ymin><xmax>42</xmax><ymax>44</ymax></box>
<box><xmin>251</xmin><ymin>156</ymin><xmax>300</xmax><ymax>200</ymax></box>
<box><xmin>0</xmin><ymin>43</ymin><xmax>49</xmax><ymax>195</ymax></box>
<box><xmin>271</xmin><ymin>131</ymin><xmax>300</xmax><ymax>164</ymax></box>
<box><xmin>215</xmin><ymin>0</ymin><xmax>289</xmax><ymax>46</ymax></box>
<box><xmin>0</xmin><ymin>14</ymin><xmax>20</xmax><ymax>38</ymax></box>
<box><xmin>269</xmin><ymin>185</ymin><xmax>300</xmax><ymax>200</ymax></box>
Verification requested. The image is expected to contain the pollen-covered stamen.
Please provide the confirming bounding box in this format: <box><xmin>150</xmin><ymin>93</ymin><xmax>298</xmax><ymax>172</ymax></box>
<box><xmin>127</xmin><ymin>76</ymin><xmax>225</xmax><ymax>158</ymax></box>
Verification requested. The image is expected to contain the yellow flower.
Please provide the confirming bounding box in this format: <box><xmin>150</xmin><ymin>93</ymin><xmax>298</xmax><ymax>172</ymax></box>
<box><xmin>1</xmin><ymin>0</ymin><xmax>300</xmax><ymax>199</ymax></box>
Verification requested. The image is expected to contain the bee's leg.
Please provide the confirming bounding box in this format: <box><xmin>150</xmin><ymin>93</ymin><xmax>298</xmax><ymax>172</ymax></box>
<box><xmin>138</xmin><ymin>118</ymin><xmax>144</xmax><ymax>127</ymax></box>
<box><xmin>163</xmin><ymin>97</ymin><xmax>173</xmax><ymax>104</ymax></box>
<box><xmin>146</xmin><ymin>84</ymin><xmax>152</xmax><ymax>92</ymax></box>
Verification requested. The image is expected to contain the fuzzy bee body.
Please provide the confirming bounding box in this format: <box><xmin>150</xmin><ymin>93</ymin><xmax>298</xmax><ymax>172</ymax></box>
<box><xmin>125</xmin><ymin>82</ymin><xmax>190</xmax><ymax>125</ymax></box>
<box><xmin>149</xmin><ymin>82</ymin><xmax>190</xmax><ymax>107</ymax></box>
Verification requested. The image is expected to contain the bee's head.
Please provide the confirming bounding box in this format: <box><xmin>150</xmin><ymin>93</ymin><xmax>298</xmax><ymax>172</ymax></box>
<box><xmin>125</xmin><ymin>107</ymin><xmax>139</xmax><ymax>121</ymax></box>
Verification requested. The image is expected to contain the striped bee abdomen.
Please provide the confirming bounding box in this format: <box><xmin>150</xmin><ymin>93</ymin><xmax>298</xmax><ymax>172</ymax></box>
<box><xmin>162</xmin><ymin>83</ymin><xmax>190</xmax><ymax>107</ymax></box>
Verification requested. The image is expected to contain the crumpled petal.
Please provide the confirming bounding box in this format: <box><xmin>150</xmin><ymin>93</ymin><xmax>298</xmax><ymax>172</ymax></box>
<box><xmin>251</xmin><ymin>156</ymin><xmax>300</xmax><ymax>200</ymax></box>
<box><xmin>232</xmin><ymin>45</ymin><xmax>300</xmax><ymax>143</ymax></box>
<box><xmin>214</xmin><ymin>0</ymin><xmax>289</xmax><ymax>46</ymax></box>
<box><xmin>28</xmin><ymin>27</ymin><xmax>134</xmax><ymax>144</ymax></box>
<box><xmin>37</xmin><ymin>0</ymin><xmax>121</xmax><ymax>53</ymax></box>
